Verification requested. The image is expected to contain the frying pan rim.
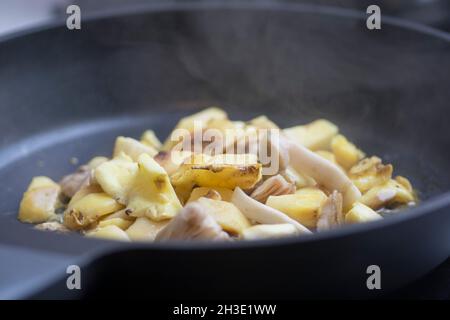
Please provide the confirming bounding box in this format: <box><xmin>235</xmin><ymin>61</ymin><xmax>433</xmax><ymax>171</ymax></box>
<box><xmin>0</xmin><ymin>1</ymin><xmax>449</xmax><ymax>251</ymax></box>
<box><xmin>0</xmin><ymin>0</ymin><xmax>449</xmax><ymax>44</ymax></box>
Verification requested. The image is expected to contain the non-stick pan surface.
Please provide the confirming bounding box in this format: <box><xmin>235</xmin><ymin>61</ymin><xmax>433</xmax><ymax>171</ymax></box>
<box><xmin>0</xmin><ymin>2</ymin><xmax>449</xmax><ymax>299</ymax></box>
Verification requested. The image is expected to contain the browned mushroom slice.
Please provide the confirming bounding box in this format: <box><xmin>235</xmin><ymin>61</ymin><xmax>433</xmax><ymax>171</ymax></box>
<box><xmin>155</xmin><ymin>202</ymin><xmax>230</xmax><ymax>241</ymax></box>
<box><xmin>348</xmin><ymin>156</ymin><xmax>393</xmax><ymax>193</ymax></box>
<box><xmin>59</xmin><ymin>157</ymin><xmax>109</xmax><ymax>199</ymax></box>
<box><xmin>316</xmin><ymin>191</ymin><xmax>344</xmax><ymax>231</ymax></box>
<box><xmin>59</xmin><ymin>165</ymin><xmax>92</xmax><ymax>199</ymax></box>
<box><xmin>250</xmin><ymin>175</ymin><xmax>296</xmax><ymax>203</ymax></box>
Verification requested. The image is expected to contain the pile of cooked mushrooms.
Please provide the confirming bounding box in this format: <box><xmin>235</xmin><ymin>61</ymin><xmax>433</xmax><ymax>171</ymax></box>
<box><xmin>18</xmin><ymin>107</ymin><xmax>416</xmax><ymax>241</ymax></box>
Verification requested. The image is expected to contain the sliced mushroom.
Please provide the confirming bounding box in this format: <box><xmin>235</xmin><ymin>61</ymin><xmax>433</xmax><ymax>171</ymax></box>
<box><xmin>232</xmin><ymin>187</ymin><xmax>311</xmax><ymax>234</ymax></box>
<box><xmin>242</xmin><ymin>224</ymin><xmax>300</xmax><ymax>240</ymax></box>
<box><xmin>349</xmin><ymin>156</ymin><xmax>393</xmax><ymax>193</ymax></box>
<box><xmin>59</xmin><ymin>158</ymin><xmax>108</xmax><ymax>199</ymax></box>
<box><xmin>154</xmin><ymin>150</ymin><xmax>192</xmax><ymax>176</ymax></box>
<box><xmin>34</xmin><ymin>221</ymin><xmax>70</xmax><ymax>233</ymax></box>
<box><xmin>155</xmin><ymin>202</ymin><xmax>230</xmax><ymax>241</ymax></box>
<box><xmin>250</xmin><ymin>175</ymin><xmax>296</xmax><ymax>203</ymax></box>
<box><xmin>59</xmin><ymin>157</ymin><xmax>108</xmax><ymax>198</ymax></box>
<box><xmin>283</xmin><ymin>137</ymin><xmax>361</xmax><ymax>209</ymax></box>
<box><xmin>59</xmin><ymin>165</ymin><xmax>92</xmax><ymax>199</ymax></box>
<box><xmin>316</xmin><ymin>191</ymin><xmax>344</xmax><ymax>231</ymax></box>
<box><xmin>258</xmin><ymin>129</ymin><xmax>290</xmax><ymax>175</ymax></box>
<box><xmin>199</xmin><ymin>189</ymin><xmax>222</xmax><ymax>201</ymax></box>
<box><xmin>19</xmin><ymin>184</ymin><xmax>61</xmax><ymax>223</ymax></box>
<box><xmin>264</xmin><ymin>130</ymin><xmax>290</xmax><ymax>174</ymax></box>
<box><xmin>113</xmin><ymin>136</ymin><xmax>158</xmax><ymax>161</ymax></box>
<box><xmin>233</xmin><ymin>128</ymin><xmax>289</xmax><ymax>176</ymax></box>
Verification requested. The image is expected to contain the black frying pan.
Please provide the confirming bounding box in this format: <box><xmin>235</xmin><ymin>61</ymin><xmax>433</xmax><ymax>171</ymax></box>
<box><xmin>0</xmin><ymin>2</ymin><xmax>449</xmax><ymax>299</ymax></box>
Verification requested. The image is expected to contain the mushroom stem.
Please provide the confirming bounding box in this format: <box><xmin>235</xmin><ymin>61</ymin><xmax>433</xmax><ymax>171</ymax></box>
<box><xmin>283</xmin><ymin>138</ymin><xmax>361</xmax><ymax>209</ymax></box>
<box><xmin>155</xmin><ymin>202</ymin><xmax>230</xmax><ymax>241</ymax></box>
<box><xmin>232</xmin><ymin>187</ymin><xmax>311</xmax><ymax>234</ymax></box>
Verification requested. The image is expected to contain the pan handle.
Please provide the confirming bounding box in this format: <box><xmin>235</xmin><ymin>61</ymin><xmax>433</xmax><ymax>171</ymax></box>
<box><xmin>0</xmin><ymin>243</ymin><xmax>88</xmax><ymax>299</ymax></box>
<box><xmin>0</xmin><ymin>216</ymin><xmax>122</xmax><ymax>299</ymax></box>
<box><xmin>0</xmin><ymin>237</ymin><xmax>123</xmax><ymax>299</ymax></box>
<box><xmin>0</xmin><ymin>244</ymin><xmax>96</xmax><ymax>300</ymax></box>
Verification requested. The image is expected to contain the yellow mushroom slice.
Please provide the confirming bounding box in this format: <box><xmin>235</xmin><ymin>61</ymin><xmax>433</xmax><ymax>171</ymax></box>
<box><xmin>317</xmin><ymin>191</ymin><xmax>344</xmax><ymax>231</ymax></box>
<box><xmin>86</xmin><ymin>225</ymin><xmax>130</xmax><ymax>241</ymax></box>
<box><xmin>67</xmin><ymin>184</ymin><xmax>103</xmax><ymax>209</ymax></box>
<box><xmin>63</xmin><ymin>193</ymin><xmax>124</xmax><ymax>230</ymax></box>
<box><xmin>140</xmin><ymin>130</ymin><xmax>162</xmax><ymax>150</ymax></box>
<box><xmin>345</xmin><ymin>202</ymin><xmax>382</xmax><ymax>224</ymax></box>
<box><xmin>250</xmin><ymin>174</ymin><xmax>296</xmax><ymax>203</ymax></box>
<box><xmin>200</xmin><ymin>189</ymin><xmax>222</xmax><ymax>201</ymax></box>
<box><xmin>331</xmin><ymin>135</ymin><xmax>365</xmax><ymax>170</ymax></box>
<box><xmin>87</xmin><ymin>156</ymin><xmax>109</xmax><ymax>169</ymax></box>
<box><xmin>206</xmin><ymin>118</ymin><xmax>238</xmax><ymax>137</ymax></box>
<box><xmin>266</xmin><ymin>188</ymin><xmax>328</xmax><ymax>228</ymax></box>
<box><xmin>242</xmin><ymin>224</ymin><xmax>300</xmax><ymax>240</ymax></box>
<box><xmin>94</xmin><ymin>153</ymin><xmax>138</xmax><ymax>204</ymax></box>
<box><xmin>187</xmin><ymin>187</ymin><xmax>233</xmax><ymax>203</ymax></box>
<box><xmin>126</xmin><ymin>217</ymin><xmax>169</xmax><ymax>241</ymax></box>
<box><xmin>27</xmin><ymin>176</ymin><xmax>60</xmax><ymax>190</ymax></box>
<box><xmin>162</xmin><ymin>107</ymin><xmax>228</xmax><ymax>151</ymax></box>
<box><xmin>281</xmin><ymin>166</ymin><xmax>316</xmax><ymax>189</ymax></box>
<box><xmin>247</xmin><ymin>115</ymin><xmax>280</xmax><ymax>130</ymax></box>
<box><xmin>98</xmin><ymin>217</ymin><xmax>133</xmax><ymax>230</ymax></box>
<box><xmin>126</xmin><ymin>154</ymin><xmax>182</xmax><ymax>221</ymax></box>
<box><xmin>101</xmin><ymin>208</ymin><xmax>135</xmax><ymax>221</ymax></box>
<box><xmin>18</xmin><ymin>177</ymin><xmax>61</xmax><ymax>223</ymax></box>
<box><xmin>196</xmin><ymin>197</ymin><xmax>251</xmax><ymax>235</ymax></box>
<box><xmin>283</xmin><ymin>119</ymin><xmax>338</xmax><ymax>151</ymax></box>
<box><xmin>113</xmin><ymin>136</ymin><xmax>158</xmax><ymax>161</ymax></box>
<box><xmin>360</xmin><ymin>179</ymin><xmax>415</xmax><ymax>210</ymax></box>
<box><xmin>155</xmin><ymin>202</ymin><xmax>230</xmax><ymax>241</ymax></box>
<box><xmin>231</xmin><ymin>187</ymin><xmax>311</xmax><ymax>234</ymax></box>
<box><xmin>284</xmin><ymin>137</ymin><xmax>361</xmax><ymax>210</ymax></box>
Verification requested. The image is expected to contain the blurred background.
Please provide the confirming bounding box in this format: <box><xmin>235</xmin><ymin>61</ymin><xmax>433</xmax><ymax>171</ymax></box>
<box><xmin>0</xmin><ymin>0</ymin><xmax>449</xmax><ymax>36</ymax></box>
